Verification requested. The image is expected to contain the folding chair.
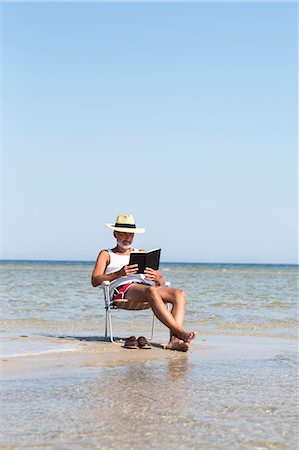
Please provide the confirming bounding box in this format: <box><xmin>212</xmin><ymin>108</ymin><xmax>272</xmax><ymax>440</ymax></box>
<box><xmin>100</xmin><ymin>280</ymin><xmax>170</xmax><ymax>343</ymax></box>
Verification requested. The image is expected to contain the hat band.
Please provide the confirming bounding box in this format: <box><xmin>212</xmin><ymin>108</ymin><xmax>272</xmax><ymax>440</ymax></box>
<box><xmin>115</xmin><ymin>223</ymin><xmax>136</xmax><ymax>229</ymax></box>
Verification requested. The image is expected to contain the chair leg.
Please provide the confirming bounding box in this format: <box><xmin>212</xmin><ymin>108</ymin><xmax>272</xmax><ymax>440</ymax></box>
<box><xmin>150</xmin><ymin>314</ymin><xmax>155</xmax><ymax>340</ymax></box>
<box><xmin>105</xmin><ymin>308</ymin><xmax>108</xmax><ymax>339</ymax></box>
<box><xmin>103</xmin><ymin>284</ymin><xmax>115</xmax><ymax>343</ymax></box>
<box><xmin>107</xmin><ymin>307</ymin><xmax>114</xmax><ymax>343</ymax></box>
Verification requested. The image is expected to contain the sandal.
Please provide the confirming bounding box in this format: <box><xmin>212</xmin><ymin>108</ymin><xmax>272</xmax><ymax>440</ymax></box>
<box><xmin>124</xmin><ymin>336</ymin><xmax>138</xmax><ymax>349</ymax></box>
<box><xmin>137</xmin><ymin>336</ymin><xmax>152</xmax><ymax>349</ymax></box>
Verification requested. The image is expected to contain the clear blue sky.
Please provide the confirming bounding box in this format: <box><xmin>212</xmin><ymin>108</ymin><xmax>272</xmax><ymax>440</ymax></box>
<box><xmin>1</xmin><ymin>2</ymin><xmax>298</xmax><ymax>264</ymax></box>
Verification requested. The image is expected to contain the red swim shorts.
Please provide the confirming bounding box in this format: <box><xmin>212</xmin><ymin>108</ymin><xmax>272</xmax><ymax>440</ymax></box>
<box><xmin>112</xmin><ymin>282</ymin><xmax>158</xmax><ymax>303</ymax></box>
<box><xmin>112</xmin><ymin>283</ymin><xmax>134</xmax><ymax>301</ymax></box>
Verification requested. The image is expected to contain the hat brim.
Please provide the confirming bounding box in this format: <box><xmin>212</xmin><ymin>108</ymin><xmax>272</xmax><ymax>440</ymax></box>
<box><xmin>105</xmin><ymin>224</ymin><xmax>145</xmax><ymax>233</ymax></box>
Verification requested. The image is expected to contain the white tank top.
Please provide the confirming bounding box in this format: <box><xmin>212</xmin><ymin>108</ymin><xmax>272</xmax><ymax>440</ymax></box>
<box><xmin>105</xmin><ymin>250</ymin><xmax>131</xmax><ymax>274</ymax></box>
<box><xmin>105</xmin><ymin>249</ymin><xmax>149</xmax><ymax>294</ymax></box>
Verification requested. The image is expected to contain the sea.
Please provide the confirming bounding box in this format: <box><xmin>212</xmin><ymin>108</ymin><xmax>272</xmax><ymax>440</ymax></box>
<box><xmin>1</xmin><ymin>260</ymin><xmax>298</xmax><ymax>449</ymax></box>
<box><xmin>1</xmin><ymin>260</ymin><xmax>298</xmax><ymax>343</ymax></box>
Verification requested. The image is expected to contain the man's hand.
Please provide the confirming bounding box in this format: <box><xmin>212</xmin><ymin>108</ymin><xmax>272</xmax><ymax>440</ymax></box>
<box><xmin>117</xmin><ymin>264</ymin><xmax>138</xmax><ymax>277</ymax></box>
<box><xmin>144</xmin><ymin>268</ymin><xmax>165</xmax><ymax>286</ymax></box>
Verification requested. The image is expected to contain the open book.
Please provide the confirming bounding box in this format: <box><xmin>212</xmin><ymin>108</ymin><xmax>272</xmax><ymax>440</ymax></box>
<box><xmin>129</xmin><ymin>248</ymin><xmax>161</xmax><ymax>274</ymax></box>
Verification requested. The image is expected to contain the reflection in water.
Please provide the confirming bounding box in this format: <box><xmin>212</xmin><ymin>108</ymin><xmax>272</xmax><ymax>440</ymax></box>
<box><xmin>81</xmin><ymin>356</ymin><xmax>194</xmax><ymax>448</ymax></box>
<box><xmin>165</xmin><ymin>354</ymin><xmax>191</xmax><ymax>381</ymax></box>
<box><xmin>2</xmin><ymin>355</ymin><xmax>298</xmax><ymax>449</ymax></box>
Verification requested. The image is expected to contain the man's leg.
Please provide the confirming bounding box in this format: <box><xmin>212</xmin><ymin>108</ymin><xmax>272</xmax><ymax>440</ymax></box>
<box><xmin>124</xmin><ymin>284</ymin><xmax>196</xmax><ymax>345</ymax></box>
<box><xmin>156</xmin><ymin>286</ymin><xmax>186</xmax><ymax>327</ymax></box>
<box><xmin>155</xmin><ymin>286</ymin><xmax>190</xmax><ymax>351</ymax></box>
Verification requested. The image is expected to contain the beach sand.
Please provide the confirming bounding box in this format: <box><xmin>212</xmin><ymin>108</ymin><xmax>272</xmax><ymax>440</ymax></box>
<box><xmin>1</xmin><ymin>333</ymin><xmax>296</xmax><ymax>377</ymax></box>
<box><xmin>1</xmin><ymin>333</ymin><xmax>298</xmax><ymax>449</ymax></box>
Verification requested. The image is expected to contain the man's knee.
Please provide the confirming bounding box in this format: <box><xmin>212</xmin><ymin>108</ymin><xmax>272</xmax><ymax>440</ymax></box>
<box><xmin>174</xmin><ymin>289</ymin><xmax>186</xmax><ymax>304</ymax></box>
<box><xmin>145</xmin><ymin>285</ymin><xmax>157</xmax><ymax>300</ymax></box>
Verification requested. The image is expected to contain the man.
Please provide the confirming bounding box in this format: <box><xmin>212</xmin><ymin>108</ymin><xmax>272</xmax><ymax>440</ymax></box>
<box><xmin>92</xmin><ymin>214</ymin><xmax>196</xmax><ymax>352</ymax></box>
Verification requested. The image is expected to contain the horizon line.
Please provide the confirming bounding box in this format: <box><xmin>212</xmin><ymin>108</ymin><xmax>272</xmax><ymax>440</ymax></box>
<box><xmin>0</xmin><ymin>258</ymin><xmax>298</xmax><ymax>266</ymax></box>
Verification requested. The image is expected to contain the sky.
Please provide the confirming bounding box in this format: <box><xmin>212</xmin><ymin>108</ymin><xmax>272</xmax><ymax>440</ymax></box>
<box><xmin>1</xmin><ymin>1</ymin><xmax>298</xmax><ymax>264</ymax></box>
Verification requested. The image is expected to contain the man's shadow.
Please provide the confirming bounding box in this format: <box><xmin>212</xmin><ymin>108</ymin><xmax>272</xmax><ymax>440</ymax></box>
<box><xmin>44</xmin><ymin>334</ymin><xmax>165</xmax><ymax>349</ymax></box>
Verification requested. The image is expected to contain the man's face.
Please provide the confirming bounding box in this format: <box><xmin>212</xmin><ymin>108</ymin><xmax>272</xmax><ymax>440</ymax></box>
<box><xmin>114</xmin><ymin>231</ymin><xmax>134</xmax><ymax>249</ymax></box>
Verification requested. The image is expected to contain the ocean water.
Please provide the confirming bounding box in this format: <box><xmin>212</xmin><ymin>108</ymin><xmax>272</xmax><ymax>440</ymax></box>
<box><xmin>1</xmin><ymin>261</ymin><xmax>298</xmax><ymax>450</ymax></box>
<box><xmin>1</xmin><ymin>260</ymin><xmax>298</xmax><ymax>342</ymax></box>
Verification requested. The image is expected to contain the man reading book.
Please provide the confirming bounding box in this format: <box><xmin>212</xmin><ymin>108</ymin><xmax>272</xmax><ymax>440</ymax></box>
<box><xmin>91</xmin><ymin>213</ymin><xmax>196</xmax><ymax>352</ymax></box>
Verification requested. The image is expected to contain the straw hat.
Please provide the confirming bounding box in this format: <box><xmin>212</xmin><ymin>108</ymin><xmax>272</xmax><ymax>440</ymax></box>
<box><xmin>105</xmin><ymin>214</ymin><xmax>145</xmax><ymax>233</ymax></box>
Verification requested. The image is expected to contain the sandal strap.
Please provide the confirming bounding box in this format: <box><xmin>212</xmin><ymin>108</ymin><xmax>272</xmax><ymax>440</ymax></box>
<box><xmin>124</xmin><ymin>336</ymin><xmax>138</xmax><ymax>348</ymax></box>
<box><xmin>137</xmin><ymin>336</ymin><xmax>151</xmax><ymax>348</ymax></box>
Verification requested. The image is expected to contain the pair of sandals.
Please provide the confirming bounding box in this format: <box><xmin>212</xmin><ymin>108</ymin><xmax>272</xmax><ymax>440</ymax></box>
<box><xmin>124</xmin><ymin>336</ymin><xmax>151</xmax><ymax>349</ymax></box>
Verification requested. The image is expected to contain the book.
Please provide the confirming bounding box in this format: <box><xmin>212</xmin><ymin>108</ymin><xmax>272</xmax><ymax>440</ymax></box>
<box><xmin>129</xmin><ymin>248</ymin><xmax>161</xmax><ymax>274</ymax></box>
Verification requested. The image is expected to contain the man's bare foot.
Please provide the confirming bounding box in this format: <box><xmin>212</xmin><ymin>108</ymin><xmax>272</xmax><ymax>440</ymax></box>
<box><xmin>177</xmin><ymin>330</ymin><xmax>197</xmax><ymax>343</ymax></box>
<box><xmin>165</xmin><ymin>338</ymin><xmax>189</xmax><ymax>352</ymax></box>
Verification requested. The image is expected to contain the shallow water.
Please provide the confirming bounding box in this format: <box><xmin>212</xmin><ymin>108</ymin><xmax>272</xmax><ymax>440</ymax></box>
<box><xmin>1</xmin><ymin>261</ymin><xmax>298</xmax><ymax>449</ymax></box>
<box><xmin>1</xmin><ymin>348</ymin><xmax>298</xmax><ymax>450</ymax></box>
